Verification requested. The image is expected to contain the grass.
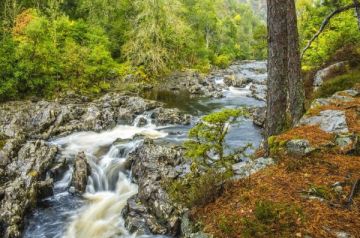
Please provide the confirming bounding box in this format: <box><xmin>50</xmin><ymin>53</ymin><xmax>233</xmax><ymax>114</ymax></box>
<box><xmin>314</xmin><ymin>69</ymin><xmax>360</xmax><ymax>99</ymax></box>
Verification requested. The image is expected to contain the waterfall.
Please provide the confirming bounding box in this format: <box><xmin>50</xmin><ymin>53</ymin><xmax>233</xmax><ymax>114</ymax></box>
<box><xmin>50</xmin><ymin>114</ymin><xmax>168</xmax><ymax>238</ymax></box>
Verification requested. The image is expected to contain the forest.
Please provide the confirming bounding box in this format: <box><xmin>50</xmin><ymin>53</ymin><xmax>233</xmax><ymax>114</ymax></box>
<box><xmin>0</xmin><ymin>0</ymin><xmax>359</xmax><ymax>238</ymax></box>
<box><xmin>0</xmin><ymin>0</ymin><xmax>358</xmax><ymax>101</ymax></box>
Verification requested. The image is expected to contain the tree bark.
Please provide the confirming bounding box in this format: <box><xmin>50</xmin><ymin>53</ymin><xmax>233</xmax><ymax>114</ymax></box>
<box><xmin>287</xmin><ymin>0</ymin><xmax>305</xmax><ymax>124</ymax></box>
<box><xmin>265</xmin><ymin>0</ymin><xmax>288</xmax><ymax>152</ymax></box>
<box><xmin>354</xmin><ymin>0</ymin><xmax>360</xmax><ymax>30</ymax></box>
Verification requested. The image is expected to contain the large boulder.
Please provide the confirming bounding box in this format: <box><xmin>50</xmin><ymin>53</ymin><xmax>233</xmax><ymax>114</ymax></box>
<box><xmin>0</xmin><ymin>141</ymin><xmax>58</xmax><ymax>238</ymax></box>
<box><xmin>298</xmin><ymin>110</ymin><xmax>349</xmax><ymax>133</ymax></box>
<box><xmin>313</xmin><ymin>61</ymin><xmax>349</xmax><ymax>90</ymax></box>
<box><xmin>72</xmin><ymin>152</ymin><xmax>91</xmax><ymax>194</ymax></box>
<box><xmin>123</xmin><ymin>140</ymin><xmax>185</xmax><ymax>236</ymax></box>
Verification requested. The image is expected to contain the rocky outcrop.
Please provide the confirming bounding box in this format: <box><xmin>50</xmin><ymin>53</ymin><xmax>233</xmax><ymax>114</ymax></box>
<box><xmin>313</xmin><ymin>61</ymin><xmax>349</xmax><ymax>90</ymax></box>
<box><xmin>152</xmin><ymin>108</ymin><xmax>192</xmax><ymax>126</ymax></box>
<box><xmin>72</xmin><ymin>152</ymin><xmax>91</xmax><ymax>194</ymax></box>
<box><xmin>299</xmin><ymin>110</ymin><xmax>349</xmax><ymax>133</ymax></box>
<box><xmin>123</xmin><ymin>140</ymin><xmax>186</xmax><ymax>237</ymax></box>
<box><xmin>0</xmin><ymin>92</ymin><xmax>193</xmax><ymax>238</ymax></box>
<box><xmin>0</xmin><ymin>141</ymin><xmax>58</xmax><ymax>238</ymax></box>
<box><xmin>161</xmin><ymin>71</ymin><xmax>223</xmax><ymax>98</ymax></box>
<box><xmin>0</xmin><ymin>94</ymin><xmax>162</xmax><ymax>141</ymax></box>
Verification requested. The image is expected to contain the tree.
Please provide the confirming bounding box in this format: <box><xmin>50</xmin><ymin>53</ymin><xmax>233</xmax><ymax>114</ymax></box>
<box><xmin>265</xmin><ymin>0</ymin><xmax>288</xmax><ymax>152</ymax></box>
<box><xmin>287</xmin><ymin>0</ymin><xmax>305</xmax><ymax>124</ymax></box>
<box><xmin>122</xmin><ymin>0</ymin><xmax>191</xmax><ymax>75</ymax></box>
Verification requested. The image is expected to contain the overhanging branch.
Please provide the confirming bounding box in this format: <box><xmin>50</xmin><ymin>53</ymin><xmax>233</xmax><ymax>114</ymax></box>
<box><xmin>301</xmin><ymin>4</ymin><xmax>356</xmax><ymax>59</ymax></box>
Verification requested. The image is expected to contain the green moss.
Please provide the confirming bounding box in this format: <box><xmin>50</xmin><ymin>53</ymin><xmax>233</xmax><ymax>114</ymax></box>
<box><xmin>315</xmin><ymin>69</ymin><xmax>360</xmax><ymax>98</ymax></box>
<box><xmin>242</xmin><ymin>200</ymin><xmax>303</xmax><ymax>238</ymax></box>
<box><xmin>0</xmin><ymin>139</ymin><xmax>5</xmax><ymax>150</ymax></box>
<box><xmin>304</xmin><ymin>184</ymin><xmax>336</xmax><ymax>200</ymax></box>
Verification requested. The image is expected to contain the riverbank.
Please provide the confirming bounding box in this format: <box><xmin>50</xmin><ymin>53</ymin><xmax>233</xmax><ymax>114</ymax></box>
<box><xmin>193</xmin><ymin>86</ymin><xmax>360</xmax><ymax>238</ymax></box>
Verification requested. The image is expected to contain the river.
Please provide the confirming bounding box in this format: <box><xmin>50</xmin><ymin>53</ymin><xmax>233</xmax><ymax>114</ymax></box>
<box><xmin>22</xmin><ymin>61</ymin><xmax>266</xmax><ymax>238</ymax></box>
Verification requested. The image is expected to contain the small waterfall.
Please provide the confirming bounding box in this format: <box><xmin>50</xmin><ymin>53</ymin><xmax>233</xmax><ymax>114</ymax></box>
<box><xmin>48</xmin><ymin>116</ymin><xmax>168</xmax><ymax>238</ymax></box>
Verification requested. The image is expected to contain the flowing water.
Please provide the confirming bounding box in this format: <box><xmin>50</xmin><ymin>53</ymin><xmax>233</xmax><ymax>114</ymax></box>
<box><xmin>23</xmin><ymin>61</ymin><xmax>266</xmax><ymax>238</ymax></box>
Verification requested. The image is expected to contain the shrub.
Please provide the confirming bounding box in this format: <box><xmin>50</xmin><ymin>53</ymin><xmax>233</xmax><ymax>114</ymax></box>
<box><xmin>167</xmin><ymin>108</ymin><xmax>251</xmax><ymax>207</ymax></box>
<box><xmin>242</xmin><ymin>200</ymin><xmax>302</xmax><ymax>238</ymax></box>
<box><xmin>213</xmin><ymin>54</ymin><xmax>232</xmax><ymax>69</ymax></box>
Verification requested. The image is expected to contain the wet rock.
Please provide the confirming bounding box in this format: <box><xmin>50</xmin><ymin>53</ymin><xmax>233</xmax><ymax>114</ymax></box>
<box><xmin>233</xmin><ymin>157</ymin><xmax>274</xmax><ymax>177</ymax></box>
<box><xmin>72</xmin><ymin>152</ymin><xmax>91</xmax><ymax>194</ymax></box>
<box><xmin>0</xmin><ymin>141</ymin><xmax>58</xmax><ymax>238</ymax></box>
<box><xmin>313</xmin><ymin>61</ymin><xmax>349</xmax><ymax>89</ymax></box>
<box><xmin>252</xmin><ymin>107</ymin><xmax>266</xmax><ymax>128</ymax></box>
<box><xmin>124</xmin><ymin>140</ymin><xmax>185</xmax><ymax>236</ymax></box>
<box><xmin>152</xmin><ymin>108</ymin><xmax>191</xmax><ymax>126</ymax></box>
<box><xmin>286</xmin><ymin>139</ymin><xmax>315</xmax><ymax>156</ymax></box>
<box><xmin>224</xmin><ymin>74</ymin><xmax>251</xmax><ymax>87</ymax></box>
<box><xmin>299</xmin><ymin>110</ymin><xmax>349</xmax><ymax>133</ymax></box>
<box><xmin>249</xmin><ymin>84</ymin><xmax>267</xmax><ymax>101</ymax></box>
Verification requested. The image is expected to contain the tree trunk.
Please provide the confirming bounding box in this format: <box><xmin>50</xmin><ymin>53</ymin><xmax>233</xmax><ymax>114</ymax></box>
<box><xmin>287</xmin><ymin>0</ymin><xmax>305</xmax><ymax>124</ymax></box>
<box><xmin>265</xmin><ymin>0</ymin><xmax>288</xmax><ymax>152</ymax></box>
<box><xmin>354</xmin><ymin>0</ymin><xmax>360</xmax><ymax>30</ymax></box>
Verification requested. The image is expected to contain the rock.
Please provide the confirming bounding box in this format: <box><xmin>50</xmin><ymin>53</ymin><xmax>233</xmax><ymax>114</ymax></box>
<box><xmin>224</xmin><ymin>74</ymin><xmax>251</xmax><ymax>87</ymax></box>
<box><xmin>123</xmin><ymin>140</ymin><xmax>185</xmax><ymax>236</ymax></box>
<box><xmin>286</xmin><ymin>139</ymin><xmax>315</xmax><ymax>156</ymax></box>
<box><xmin>152</xmin><ymin>108</ymin><xmax>191</xmax><ymax>126</ymax></box>
<box><xmin>252</xmin><ymin>107</ymin><xmax>266</xmax><ymax>128</ymax></box>
<box><xmin>249</xmin><ymin>84</ymin><xmax>267</xmax><ymax>101</ymax></box>
<box><xmin>335</xmin><ymin>231</ymin><xmax>352</xmax><ymax>238</ymax></box>
<box><xmin>335</xmin><ymin>134</ymin><xmax>354</xmax><ymax>153</ymax></box>
<box><xmin>0</xmin><ymin>141</ymin><xmax>58</xmax><ymax>238</ymax></box>
<box><xmin>313</xmin><ymin>61</ymin><xmax>349</xmax><ymax>89</ymax></box>
<box><xmin>72</xmin><ymin>152</ymin><xmax>91</xmax><ymax>194</ymax></box>
<box><xmin>299</xmin><ymin>110</ymin><xmax>349</xmax><ymax>133</ymax></box>
<box><xmin>233</xmin><ymin>157</ymin><xmax>274</xmax><ymax>177</ymax></box>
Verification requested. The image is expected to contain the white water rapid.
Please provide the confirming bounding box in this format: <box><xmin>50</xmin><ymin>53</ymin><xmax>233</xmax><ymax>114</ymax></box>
<box><xmin>51</xmin><ymin>114</ymin><xmax>168</xmax><ymax>238</ymax></box>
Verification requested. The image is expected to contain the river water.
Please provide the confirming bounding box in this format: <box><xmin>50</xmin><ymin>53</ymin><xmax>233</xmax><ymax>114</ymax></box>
<box><xmin>22</xmin><ymin>61</ymin><xmax>266</xmax><ymax>238</ymax></box>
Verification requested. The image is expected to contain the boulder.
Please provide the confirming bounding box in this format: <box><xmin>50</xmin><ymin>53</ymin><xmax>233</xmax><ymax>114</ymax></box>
<box><xmin>299</xmin><ymin>110</ymin><xmax>349</xmax><ymax>133</ymax></box>
<box><xmin>152</xmin><ymin>108</ymin><xmax>191</xmax><ymax>126</ymax></box>
<box><xmin>0</xmin><ymin>141</ymin><xmax>58</xmax><ymax>238</ymax></box>
<box><xmin>313</xmin><ymin>61</ymin><xmax>349</xmax><ymax>89</ymax></box>
<box><xmin>252</xmin><ymin>107</ymin><xmax>266</xmax><ymax>128</ymax></box>
<box><xmin>233</xmin><ymin>157</ymin><xmax>274</xmax><ymax>178</ymax></box>
<box><xmin>72</xmin><ymin>152</ymin><xmax>91</xmax><ymax>194</ymax></box>
<box><xmin>224</xmin><ymin>74</ymin><xmax>251</xmax><ymax>87</ymax></box>
<box><xmin>286</xmin><ymin>139</ymin><xmax>315</xmax><ymax>156</ymax></box>
<box><xmin>123</xmin><ymin>140</ymin><xmax>185</xmax><ymax>236</ymax></box>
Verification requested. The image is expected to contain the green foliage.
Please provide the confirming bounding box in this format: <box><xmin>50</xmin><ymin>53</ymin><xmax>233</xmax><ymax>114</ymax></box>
<box><xmin>304</xmin><ymin>184</ymin><xmax>336</xmax><ymax>200</ymax></box>
<box><xmin>298</xmin><ymin>0</ymin><xmax>360</xmax><ymax>70</ymax></box>
<box><xmin>315</xmin><ymin>69</ymin><xmax>360</xmax><ymax>98</ymax></box>
<box><xmin>0</xmin><ymin>8</ymin><xmax>120</xmax><ymax>100</ymax></box>
<box><xmin>242</xmin><ymin>200</ymin><xmax>302</xmax><ymax>238</ymax></box>
<box><xmin>167</xmin><ymin>108</ymin><xmax>251</xmax><ymax>207</ymax></box>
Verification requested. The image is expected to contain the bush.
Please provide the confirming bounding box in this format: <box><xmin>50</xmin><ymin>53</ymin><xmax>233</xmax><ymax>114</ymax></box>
<box><xmin>167</xmin><ymin>108</ymin><xmax>251</xmax><ymax>207</ymax></box>
<box><xmin>213</xmin><ymin>54</ymin><xmax>232</xmax><ymax>69</ymax></box>
<box><xmin>242</xmin><ymin>200</ymin><xmax>302</xmax><ymax>238</ymax></box>
<box><xmin>315</xmin><ymin>69</ymin><xmax>360</xmax><ymax>98</ymax></box>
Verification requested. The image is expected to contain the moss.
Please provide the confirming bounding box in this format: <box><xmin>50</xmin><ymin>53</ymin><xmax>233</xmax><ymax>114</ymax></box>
<box><xmin>0</xmin><ymin>139</ymin><xmax>5</xmax><ymax>150</ymax></box>
<box><xmin>315</xmin><ymin>69</ymin><xmax>360</xmax><ymax>98</ymax></box>
<box><xmin>28</xmin><ymin>170</ymin><xmax>39</xmax><ymax>178</ymax></box>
